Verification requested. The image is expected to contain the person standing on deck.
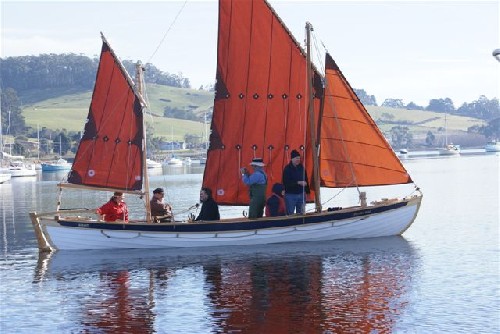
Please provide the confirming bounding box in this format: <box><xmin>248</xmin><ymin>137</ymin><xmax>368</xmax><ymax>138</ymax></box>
<box><xmin>241</xmin><ymin>158</ymin><xmax>268</xmax><ymax>218</ymax></box>
<box><xmin>282</xmin><ymin>150</ymin><xmax>310</xmax><ymax>214</ymax></box>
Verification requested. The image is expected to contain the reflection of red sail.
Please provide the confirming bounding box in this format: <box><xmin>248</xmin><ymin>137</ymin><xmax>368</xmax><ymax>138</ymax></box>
<box><xmin>203</xmin><ymin>0</ymin><xmax>321</xmax><ymax>205</ymax></box>
<box><xmin>205</xmin><ymin>254</ymin><xmax>410</xmax><ymax>333</ymax></box>
<box><xmin>82</xmin><ymin>271</ymin><xmax>155</xmax><ymax>333</ymax></box>
<box><xmin>67</xmin><ymin>40</ymin><xmax>144</xmax><ymax>191</ymax></box>
<box><xmin>320</xmin><ymin>53</ymin><xmax>412</xmax><ymax>187</ymax></box>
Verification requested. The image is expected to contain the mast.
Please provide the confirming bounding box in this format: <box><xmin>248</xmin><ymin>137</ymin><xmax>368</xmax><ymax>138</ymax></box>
<box><xmin>136</xmin><ymin>62</ymin><xmax>152</xmax><ymax>223</ymax></box>
<box><xmin>306</xmin><ymin>22</ymin><xmax>322</xmax><ymax>213</ymax></box>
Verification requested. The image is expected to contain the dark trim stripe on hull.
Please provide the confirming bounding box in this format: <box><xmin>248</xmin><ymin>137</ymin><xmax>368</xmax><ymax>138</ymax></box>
<box><xmin>57</xmin><ymin>201</ymin><xmax>408</xmax><ymax>233</ymax></box>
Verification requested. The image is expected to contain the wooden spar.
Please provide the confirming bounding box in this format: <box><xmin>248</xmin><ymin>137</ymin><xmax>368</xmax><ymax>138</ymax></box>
<box><xmin>306</xmin><ymin>22</ymin><xmax>322</xmax><ymax>213</ymax></box>
<box><xmin>58</xmin><ymin>182</ymin><xmax>145</xmax><ymax>195</ymax></box>
<box><xmin>30</xmin><ymin>212</ymin><xmax>53</xmax><ymax>253</ymax></box>
<box><xmin>136</xmin><ymin>62</ymin><xmax>152</xmax><ymax>224</ymax></box>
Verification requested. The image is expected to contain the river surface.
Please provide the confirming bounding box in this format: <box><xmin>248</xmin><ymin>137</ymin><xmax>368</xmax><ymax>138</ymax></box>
<box><xmin>1</xmin><ymin>153</ymin><xmax>499</xmax><ymax>333</ymax></box>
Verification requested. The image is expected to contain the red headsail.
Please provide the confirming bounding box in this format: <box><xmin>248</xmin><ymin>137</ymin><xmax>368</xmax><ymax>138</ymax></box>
<box><xmin>67</xmin><ymin>40</ymin><xmax>144</xmax><ymax>191</ymax></box>
<box><xmin>319</xmin><ymin>53</ymin><xmax>412</xmax><ymax>187</ymax></box>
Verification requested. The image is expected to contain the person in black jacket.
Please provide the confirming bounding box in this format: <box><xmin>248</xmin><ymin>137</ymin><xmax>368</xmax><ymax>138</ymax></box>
<box><xmin>195</xmin><ymin>187</ymin><xmax>220</xmax><ymax>221</ymax></box>
<box><xmin>282</xmin><ymin>149</ymin><xmax>310</xmax><ymax>214</ymax></box>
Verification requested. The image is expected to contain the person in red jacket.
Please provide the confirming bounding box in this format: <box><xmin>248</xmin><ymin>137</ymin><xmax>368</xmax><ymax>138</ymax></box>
<box><xmin>265</xmin><ymin>183</ymin><xmax>286</xmax><ymax>217</ymax></box>
<box><xmin>96</xmin><ymin>192</ymin><xmax>129</xmax><ymax>222</ymax></box>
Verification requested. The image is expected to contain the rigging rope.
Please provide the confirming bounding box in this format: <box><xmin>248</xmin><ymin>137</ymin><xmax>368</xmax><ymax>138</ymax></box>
<box><xmin>146</xmin><ymin>0</ymin><xmax>189</xmax><ymax>64</ymax></box>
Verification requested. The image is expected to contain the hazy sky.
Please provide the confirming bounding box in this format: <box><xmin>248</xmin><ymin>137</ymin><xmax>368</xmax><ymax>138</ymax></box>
<box><xmin>1</xmin><ymin>0</ymin><xmax>498</xmax><ymax>107</ymax></box>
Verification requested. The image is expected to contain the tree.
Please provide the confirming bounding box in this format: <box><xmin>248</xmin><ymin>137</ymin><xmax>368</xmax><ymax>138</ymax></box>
<box><xmin>382</xmin><ymin>99</ymin><xmax>404</xmax><ymax>109</ymax></box>
<box><xmin>353</xmin><ymin>88</ymin><xmax>377</xmax><ymax>106</ymax></box>
<box><xmin>390</xmin><ymin>126</ymin><xmax>413</xmax><ymax>148</ymax></box>
<box><xmin>457</xmin><ymin>96</ymin><xmax>499</xmax><ymax>120</ymax></box>
<box><xmin>425</xmin><ymin>131</ymin><xmax>436</xmax><ymax>146</ymax></box>
<box><xmin>1</xmin><ymin>88</ymin><xmax>26</xmax><ymax>136</ymax></box>
<box><xmin>406</xmin><ymin>102</ymin><xmax>424</xmax><ymax>110</ymax></box>
<box><xmin>426</xmin><ymin>98</ymin><xmax>455</xmax><ymax>112</ymax></box>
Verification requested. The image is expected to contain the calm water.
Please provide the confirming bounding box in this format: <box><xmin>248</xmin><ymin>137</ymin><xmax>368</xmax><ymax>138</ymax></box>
<box><xmin>1</xmin><ymin>154</ymin><xmax>499</xmax><ymax>333</ymax></box>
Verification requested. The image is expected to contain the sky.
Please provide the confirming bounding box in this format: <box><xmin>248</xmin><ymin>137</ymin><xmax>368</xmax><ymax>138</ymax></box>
<box><xmin>1</xmin><ymin>0</ymin><xmax>499</xmax><ymax>107</ymax></box>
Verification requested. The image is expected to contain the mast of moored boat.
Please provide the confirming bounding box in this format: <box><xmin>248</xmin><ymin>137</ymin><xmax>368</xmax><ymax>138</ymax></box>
<box><xmin>305</xmin><ymin>22</ymin><xmax>322</xmax><ymax>213</ymax></box>
<box><xmin>135</xmin><ymin>62</ymin><xmax>152</xmax><ymax>223</ymax></box>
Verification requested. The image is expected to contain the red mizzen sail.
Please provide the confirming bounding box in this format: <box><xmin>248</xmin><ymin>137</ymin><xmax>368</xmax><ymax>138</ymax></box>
<box><xmin>319</xmin><ymin>53</ymin><xmax>412</xmax><ymax>187</ymax></box>
<box><xmin>67</xmin><ymin>39</ymin><xmax>144</xmax><ymax>192</ymax></box>
<box><xmin>203</xmin><ymin>0</ymin><xmax>322</xmax><ymax>205</ymax></box>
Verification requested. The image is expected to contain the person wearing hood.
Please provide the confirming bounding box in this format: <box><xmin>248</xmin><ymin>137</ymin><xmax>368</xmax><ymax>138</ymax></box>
<box><xmin>241</xmin><ymin>158</ymin><xmax>268</xmax><ymax>218</ymax></box>
<box><xmin>265</xmin><ymin>183</ymin><xmax>286</xmax><ymax>217</ymax></box>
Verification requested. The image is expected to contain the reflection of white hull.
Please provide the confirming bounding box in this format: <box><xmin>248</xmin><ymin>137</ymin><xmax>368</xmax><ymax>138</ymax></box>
<box><xmin>0</xmin><ymin>173</ymin><xmax>11</xmax><ymax>183</ymax></box>
<box><xmin>33</xmin><ymin>196</ymin><xmax>421</xmax><ymax>251</ymax></box>
<box><xmin>146</xmin><ymin>159</ymin><xmax>162</xmax><ymax>169</ymax></box>
<box><xmin>484</xmin><ymin>142</ymin><xmax>500</xmax><ymax>152</ymax></box>
<box><xmin>165</xmin><ymin>158</ymin><xmax>183</xmax><ymax>166</ymax></box>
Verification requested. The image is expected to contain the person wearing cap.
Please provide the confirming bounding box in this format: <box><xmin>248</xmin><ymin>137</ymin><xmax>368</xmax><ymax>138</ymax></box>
<box><xmin>282</xmin><ymin>149</ymin><xmax>310</xmax><ymax>214</ymax></box>
<box><xmin>150</xmin><ymin>187</ymin><xmax>173</xmax><ymax>222</ymax></box>
<box><xmin>241</xmin><ymin>158</ymin><xmax>268</xmax><ymax>218</ymax></box>
<box><xmin>265</xmin><ymin>183</ymin><xmax>286</xmax><ymax>217</ymax></box>
<box><xmin>96</xmin><ymin>191</ymin><xmax>129</xmax><ymax>222</ymax></box>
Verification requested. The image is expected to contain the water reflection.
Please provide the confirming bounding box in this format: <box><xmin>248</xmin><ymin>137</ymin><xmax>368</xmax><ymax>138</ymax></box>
<box><xmin>34</xmin><ymin>237</ymin><xmax>418</xmax><ymax>333</ymax></box>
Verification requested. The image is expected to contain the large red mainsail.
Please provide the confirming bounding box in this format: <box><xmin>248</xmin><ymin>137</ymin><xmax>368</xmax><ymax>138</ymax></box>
<box><xmin>203</xmin><ymin>0</ymin><xmax>322</xmax><ymax>205</ymax></box>
<box><xmin>67</xmin><ymin>40</ymin><xmax>144</xmax><ymax>192</ymax></box>
<box><xmin>319</xmin><ymin>53</ymin><xmax>412</xmax><ymax>187</ymax></box>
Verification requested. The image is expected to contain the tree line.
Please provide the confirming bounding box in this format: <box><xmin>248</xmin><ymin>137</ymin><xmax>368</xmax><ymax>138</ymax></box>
<box><xmin>354</xmin><ymin>89</ymin><xmax>499</xmax><ymax>121</ymax></box>
<box><xmin>0</xmin><ymin>53</ymin><xmax>190</xmax><ymax>95</ymax></box>
<box><xmin>1</xmin><ymin>54</ymin><xmax>499</xmax><ymax>154</ymax></box>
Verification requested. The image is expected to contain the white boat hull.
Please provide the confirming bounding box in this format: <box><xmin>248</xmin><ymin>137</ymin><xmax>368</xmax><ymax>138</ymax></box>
<box><xmin>484</xmin><ymin>142</ymin><xmax>500</xmax><ymax>152</ymax></box>
<box><xmin>438</xmin><ymin>148</ymin><xmax>460</xmax><ymax>156</ymax></box>
<box><xmin>1</xmin><ymin>168</ymin><xmax>37</xmax><ymax>177</ymax></box>
<box><xmin>0</xmin><ymin>173</ymin><xmax>11</xmax><ymax>183</ymax></box>
<box><xmin>33</xmin><ymin>196</ymin><xmax>421</xmax><ymax>251</ymax></box>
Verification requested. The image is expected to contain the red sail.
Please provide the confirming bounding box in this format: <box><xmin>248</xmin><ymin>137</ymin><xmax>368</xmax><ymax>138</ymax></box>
<box><xmin>67</xmin><ymin>41</ymin><xmax>144</xmax><ymax>191</ymax></box>
<box><xmin>320</xmin><ymin>53</ymin><xmax>412</xmax><ymax>187</ymax></box>
<box><xmin>203</xmin><ymin>0</ymin><xmax>321</xmax><ymax>205</ymax></box>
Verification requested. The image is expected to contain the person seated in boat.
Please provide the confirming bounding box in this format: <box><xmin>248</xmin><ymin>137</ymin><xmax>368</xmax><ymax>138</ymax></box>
<box><xmin>241</xmin><ymin>158</ymin><xmax>267</xmax><ymax>218</ymax></box>
<box><xmin>195</xmin><ymin>187</ymin><xmax>220</xmax><ymax>221</ymax></box>
<box><xmin>282</xmin><ymin>149</ymin><xmax>310</xmax><ymax>214</ymax></box>
<box><xmin>265</xmin><ymin>183</ymin><xmax>286</xmax><ymax>217</ymax></box>
<box><xmin>150</xmin><ymin>187</ymin><xmax>173</xmax><ymax>223</ymax></box>
<box><xmin>96</xmin><ymin>191</ymin><xmax>129</xmax><ymax>222</ymax></box>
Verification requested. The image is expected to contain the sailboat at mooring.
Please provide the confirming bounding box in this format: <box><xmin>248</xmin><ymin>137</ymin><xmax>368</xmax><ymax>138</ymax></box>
<box><xmin>30</xmin><ymin>0</ymin><xmax>422</xmax><ymax>252</ymax></box>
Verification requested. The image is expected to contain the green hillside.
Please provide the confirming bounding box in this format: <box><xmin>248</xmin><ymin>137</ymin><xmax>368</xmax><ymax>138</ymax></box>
<box><xmin>20</xmin><ymin>85</ymin><xmax>487</xmax><ymax>143</ymax></box>
<box><xmin>21</xmin><ymin>84</ymin><xmax>214</xmax><ymax>141</ymax></box>
<box><xmin>366</xmin><ymin>105</ymin><xmax>486</xmax><ymax>134</ymax></box>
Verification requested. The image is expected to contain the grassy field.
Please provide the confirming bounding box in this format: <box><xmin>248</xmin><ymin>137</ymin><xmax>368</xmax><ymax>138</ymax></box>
<box><xmin>20</xmin><ymin>85</ymin><xmax>486</xmax><ymax>142</ymax></box>
<box><xmin>21</xmin><ymin>84</ymin><xmax>213</xmax><ymax>141</ymax></box>
<box><xmin>366</xmin><ymin>105</ymin><xmax>485</xmax><ymax>135</ymax></box>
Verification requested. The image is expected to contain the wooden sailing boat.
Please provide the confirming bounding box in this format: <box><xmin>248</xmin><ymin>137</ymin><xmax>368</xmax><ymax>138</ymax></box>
<box><xmin>30</xmin><ymin>0</ymin><xmax>422</xmax><ymax>252</ymax></box>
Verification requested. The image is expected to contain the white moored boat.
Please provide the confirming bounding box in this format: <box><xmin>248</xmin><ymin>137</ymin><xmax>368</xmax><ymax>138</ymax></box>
<box><xmin>484</xmin><ymin>141</ymin><xmax>500</xmax><ymax>152</ymax></box>
<box><xmin>30</xmin><ymin>1</ymin><xmax>422</xmax><ymax>252</ymax></box>
<box><xmin>1</xmin><ymin>160</ymin><xmax>37</xmax><ymax>177</ymax></box>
